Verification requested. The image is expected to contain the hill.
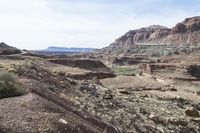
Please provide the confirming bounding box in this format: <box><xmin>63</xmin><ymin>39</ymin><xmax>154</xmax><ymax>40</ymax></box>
<box><xmin>100</xmin><ymin>16</ymin><xmax>200</xmax><ymax>56</ymax></box>
<box><xmin>0</xmin><ymin>42</ymin><xmax>21</xmax><ymax>55</ymax></box>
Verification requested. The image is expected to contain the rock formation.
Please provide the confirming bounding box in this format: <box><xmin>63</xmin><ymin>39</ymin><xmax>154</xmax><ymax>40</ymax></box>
<box><xmin>0</xmin><ymin>42</ymin><xmax>21</xmax><ymax>55</ymax></box>
<box><xmin>100</xmin><ymin>16</ymin><xmax>200</xmax><ymax>56</ymax></box>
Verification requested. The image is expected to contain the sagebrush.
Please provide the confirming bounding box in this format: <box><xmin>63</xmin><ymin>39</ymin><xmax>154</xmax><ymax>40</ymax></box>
<box><xmin>0</xmin><ymin>71</ymin><xmax>25</xmax><ymax>98</ymax></box>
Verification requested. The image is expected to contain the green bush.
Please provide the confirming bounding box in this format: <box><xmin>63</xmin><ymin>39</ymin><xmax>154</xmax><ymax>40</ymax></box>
<box><xmin>112</xmin><ymin>67</ymin><xmax>136</xmax><ymax>76</ymax></box>
<box><xmin>0</xmin><ymin>71</ymin><xmax>25</xmax><ymax>99</ymax></box>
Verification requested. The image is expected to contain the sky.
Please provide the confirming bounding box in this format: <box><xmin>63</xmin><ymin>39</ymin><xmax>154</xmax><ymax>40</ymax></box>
<box><xmin>0</xmin><ymin>0</ymin><xmax>200</xmax><ymax>50</ymax></box>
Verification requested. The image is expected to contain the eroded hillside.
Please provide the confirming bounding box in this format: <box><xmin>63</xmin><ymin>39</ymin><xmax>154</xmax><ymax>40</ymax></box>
<box><xmin>100</xmin><ymin>16</ymin><xmax>200</xmax><ymax>56</ymax></box>
<box><xmin>1</xmin><ymin>49</ymin><xmax>200</xmax><ymax>132</ymax></box>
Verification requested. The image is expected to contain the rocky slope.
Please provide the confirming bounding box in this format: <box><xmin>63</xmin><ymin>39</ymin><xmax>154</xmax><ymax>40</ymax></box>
<box><xmin>48</xmin><ymin>58</ymin><xmax>113</xmax><ymax>73</ymax></box>
<box><xmin>0</xmin><ymin>55</ymin><xmax>120</xmax><ymax>133</ymax></box>
<box><xmin>0</xmin><ymin>42</ymin><xmax>21</xmax><ymax>55</ymax></box>
<box><xmin>101</xmin><ymin>16</ymin><xmax>200</xmax><ymax>56</ymax></box>
<box><xmin>1</xmin><ymin>51</ymin><xmax>200</xmax><ymax>132</ymax></box>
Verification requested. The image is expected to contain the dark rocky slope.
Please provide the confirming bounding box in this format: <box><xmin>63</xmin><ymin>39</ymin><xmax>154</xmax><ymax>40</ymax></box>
<box><xmin>0</xmin><ymin>42</ymin><xmax>21</xmax><ymax>55</ymax></box>
<box><xmin>49</xmin><ymin>58</ymin><xmax>113</xmax><ymax>73</ymax></box>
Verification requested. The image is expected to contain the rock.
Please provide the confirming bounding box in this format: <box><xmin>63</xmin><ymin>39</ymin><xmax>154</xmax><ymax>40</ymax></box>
<box><xmin>175</xmin><ymin>96</ymin><xmax>188</xmax><ymax>104</ymax></box>
<box><xmin>185</xmin><ymin>107</ymin><xmax>199</xmax><ymax>117</ymax></box>
<box><xmin>103</xmin><ymin>94</ymin><xmax>113</xmax><ymax>100</ymax></box>
<box><xmin>141</xmin><ymin>94</ymin><xmax>150</xmax><ymax>98</ymax></box>
<box><xmin>184</xmin><ymin>17</ymin><xmax>200</xmax><ymax>32</ymax></box>
<box><xmin>134</xmin><ymin>124</ymin><xmax>148</xmax><ymax>133</ymax></box>
<box><xmin>149</xmin><ymin>113</ymin><xmax>168</xmax><ymax>125</ymax></box>
<box><xmin>92</xmin><ymin>76</ymin><xmax>102</xmax><ymax>85</ymax></box>
<box><xmin>58</xmin><ymin>71</ymin><xmax>66</xmax><ymax>76</ymax></box>
<box><xmin>190</xmin><ymin>117</ymin><xmax>200</xmax><ymax>123</ymax></box>
<box><xmin>171</xmin><ymin>23</ymin><xmax>187</xmax><ymax>34</ymax></box>
<box><xmin>156</xmin><ymin>127</ymin><xmax>165</xmax><ymax>133</ymax></box>
<box><xmin>119</xmin><ymin>90</ymin><xmax>130</xmax><ymax>95</ymax></box>
<box><xmin>195</xmin><ymin>91</ymin><xmax>200</xmax><ymax>96</ymax></box>
<box><xmin>126</xmin><ymin>106</ymin><xmax>137</xmax><ymax>114</ymax></box>
<box><xmin>90</xmin><ymin>90</ymin><xmax>99</xmax><ymax>97</ymax></box>
<box><xmin>155</xmin><ymin>78</ymin><xmax>165</xmax><ymax>83</ymax></box>
<box><xmin>105</xmin><ymin>90</ymin><xmax>112</xmax><ymax>94</ymax></box>
<box><xmin>179</xmin><ymin>127</ymin><xmax>195</xmax><ymax>133</ymax></box>
<box><xmin>169</xmin><ymin>117</ymin><xmax>188</xmax><ymax>126</ymax></box>
<box><xmin>59</xmin><ymin>119</ymin><xmax>68</xmax><ymax>125</ymax></box>
<box><xmin>139</xmin><ymin>107</ymin><xmax>150</xmax><ymax>115</ymax></box>
<box><xmin>167</xmin><ymin>88</ymin><xmax>177</xmax><ymax>92</ymax></box>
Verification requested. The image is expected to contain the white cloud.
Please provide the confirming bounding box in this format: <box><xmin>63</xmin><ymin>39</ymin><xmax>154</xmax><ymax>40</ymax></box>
<box><xmin>0</xmin><ymin>0</ymin><xmax>199</xmax><ymax>49</ymax></box>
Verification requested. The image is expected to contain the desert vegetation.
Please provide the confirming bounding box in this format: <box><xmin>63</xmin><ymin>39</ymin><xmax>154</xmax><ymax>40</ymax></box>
<box><xmin>0</xmin><ymin>71</ymin><xmax>25</xmax><ymax>98</ymax></box>
<box><xmin>112</xmin><ymin>66</ymin><xmax>136</xmax><ymax>76</ymax></box>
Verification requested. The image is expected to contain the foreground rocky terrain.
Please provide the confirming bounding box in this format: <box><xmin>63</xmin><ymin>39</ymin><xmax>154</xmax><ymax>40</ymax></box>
<box><xmin>0</xmin><ymin>48</ymin><xmax>200</xmax><ymax>132</ymax></box>
<box><xmin>0</xmin><ymin>54</ymin><xmax>120</xmax><ymax>133</ymax></box>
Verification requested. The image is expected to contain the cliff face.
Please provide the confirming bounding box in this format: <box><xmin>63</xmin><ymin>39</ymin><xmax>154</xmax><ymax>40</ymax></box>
<box><xmin>0</xmin><ymin>42</ymin><xmax>21</xmax><ymax>55</ymax></box>
<box><xmin>101</xmin><ymin>16</ymin><xmax>200</xmax><ymax>55</ymax></box>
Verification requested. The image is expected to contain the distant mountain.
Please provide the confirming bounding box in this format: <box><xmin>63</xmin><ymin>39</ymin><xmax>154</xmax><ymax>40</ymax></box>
<box><xmin>44</xmin><ymin>46</ymin><xmax>96</xmax><ymax>53</ymax></box>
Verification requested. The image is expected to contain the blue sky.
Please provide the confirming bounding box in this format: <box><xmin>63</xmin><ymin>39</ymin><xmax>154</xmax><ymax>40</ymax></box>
<box><xmin>0</xmin><ymin>0</ymin><xmax>200</xmax><ymax>50</ymax></box>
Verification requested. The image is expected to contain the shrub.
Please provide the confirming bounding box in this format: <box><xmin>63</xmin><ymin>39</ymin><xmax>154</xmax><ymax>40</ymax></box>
<box><xmin>0</xmin><ymin>63</ymin><xmax>3</xmax><ymax>68</ymax></box>
<box><xmin>187</xmin><ymin>65</ymin><xmax>200</xmax><ymax>78</ymax></box>
<box><xmin>0</xmin><ymin>71</ymin><xmax>25</xmax><ymax>99</ymax></box>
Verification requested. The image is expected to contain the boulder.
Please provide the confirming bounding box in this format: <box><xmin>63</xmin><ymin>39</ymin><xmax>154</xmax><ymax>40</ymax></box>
<box><xmin>103</xmin><ymin>90</ymin><xmax>114</xmax><ymax>99</ymax></box>
<box><xmin>169</xmin><ymin>117</ymin><xmax>188</xmax><ymax>126</ymax></box>
<box><xmin>149</xmin><ymin>113</ymin><xmax>168</xmax><ymax>125</ymax></box>
<box><xmin>59</xmin><ymin>119</ymin><xmax>68</xmax><ymax>125</ymax></box>
<box><xmin>185</xmin><ymin>107</ymin><xmax>199</xmax><ymax>117</ymax></box>
<box><xmin>103</xmin><ymin>94</ymin><xmax>113</xmax><ymax>100</ymax></box>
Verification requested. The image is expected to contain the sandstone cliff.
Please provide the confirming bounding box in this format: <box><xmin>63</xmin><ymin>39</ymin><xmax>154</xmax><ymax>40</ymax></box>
<box><xmin>101</xmin><ymin>16</ymin><xmax>200</xmax><ymax>56</ymax></box>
